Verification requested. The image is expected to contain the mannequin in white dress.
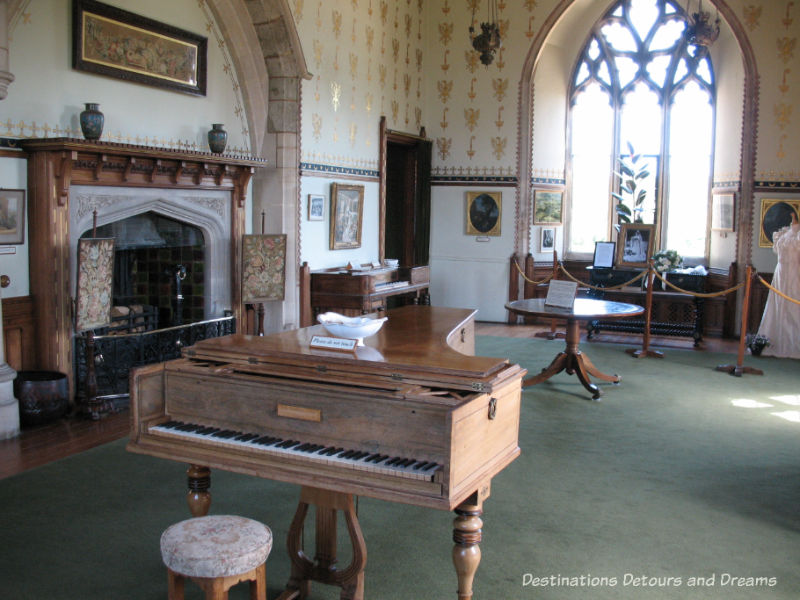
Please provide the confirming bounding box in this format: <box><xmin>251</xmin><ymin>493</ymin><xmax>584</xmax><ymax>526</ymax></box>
<box><xmin>757</xmin><ymin>212</ymin><xmax>800</xmax><ymax>359</ymax></box>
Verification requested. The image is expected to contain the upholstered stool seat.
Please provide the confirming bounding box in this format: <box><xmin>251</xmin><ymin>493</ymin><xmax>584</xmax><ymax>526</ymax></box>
<box><xmin>160</xmin><ymin>515</ymin><xmax>272</xmax><ymax>600</ymax></box>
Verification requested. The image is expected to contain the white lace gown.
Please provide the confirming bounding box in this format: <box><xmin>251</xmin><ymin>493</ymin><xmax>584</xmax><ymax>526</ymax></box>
<box><xmin>757</xmin><ymin>224</ymin><xmax>800</xmax><ymax>359</ymax></box>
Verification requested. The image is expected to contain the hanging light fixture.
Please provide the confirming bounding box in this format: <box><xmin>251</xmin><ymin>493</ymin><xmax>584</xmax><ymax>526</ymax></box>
<box><xmin>685</xmin><ymin>0</ymin><xmax>720</xmax><ymax>50</ymax></box>
<box><xmin>469</xmin><ymin>0</ymin><xmax>501</xmax><ymax>66</ymax></box>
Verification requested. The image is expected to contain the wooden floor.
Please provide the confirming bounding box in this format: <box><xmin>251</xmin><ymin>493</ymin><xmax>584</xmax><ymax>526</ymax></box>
<box><xmin>0</xmin><ymin>322</ymin><xmax>739</xmax><ymax>481</ymax></box>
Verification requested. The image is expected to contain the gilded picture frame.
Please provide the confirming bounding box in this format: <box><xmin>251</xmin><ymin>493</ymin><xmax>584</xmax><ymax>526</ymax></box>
<box><xmin>0</xmin><ymin>189</ymin><xmax>25</xmax><ymax>245</ymax></box>
<box><xmin>759</xmin><ymin>198</ymin><xmax>800</xmax><ymax>248</ymax></box>
<box><xmin>616</xmin><ymin>223</ymin><xmax>655</xmax><ymax>269</ymax></box>
<box><xmin>330</xmin><ymin>183</ymin><xmax>364</xmax><ymax>250</ymax></box>
<box><xmin>75</xmin><ymin>238</ymin><xmax>115</xmax><ymax>332</ymax></box>
<box><xmin>533</xmin><ymin>190</ymin><xmax>564</xmax><ymax>225</ymax></box>
<box><xmin>72</xmin><ymin>0</ymin><xmax>207</xmax><ymax>96</ymax></box>
<box><xmin>241</xmin><ymin>234</ymin><xmax>287</xmax><ymax>303</ymax></box>
<box><xmin>466</xmin><ymin>191</ymin><xmax>502</xmax><ymax>236</ymax></box>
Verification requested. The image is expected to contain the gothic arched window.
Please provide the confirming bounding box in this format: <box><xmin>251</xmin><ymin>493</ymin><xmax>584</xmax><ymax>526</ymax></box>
<box><xmin>567</xmin><ymin>0</ymin><xmax>715</xmax><ymax>260</ymax></box>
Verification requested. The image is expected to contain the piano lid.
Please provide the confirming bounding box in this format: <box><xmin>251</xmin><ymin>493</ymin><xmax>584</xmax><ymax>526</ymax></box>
<box><xmin>184</xmin><ymin>306</ymin><xmax>517</xmax><ymax>389</ymax></box>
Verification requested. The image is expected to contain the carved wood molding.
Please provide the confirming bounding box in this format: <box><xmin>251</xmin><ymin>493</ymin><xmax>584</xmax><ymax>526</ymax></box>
<box><xmin>18</xmin><ymin>138</ymin><xmax>266</xmax><ymax>192</ymax></box>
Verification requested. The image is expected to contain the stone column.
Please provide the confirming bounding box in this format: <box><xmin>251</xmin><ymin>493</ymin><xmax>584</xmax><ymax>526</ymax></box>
<box><xmin>0</xmin><ymin>0</ymin><xmax>15</xmax><ymax>100</ymax></box>
<box><xmin>0</xmin><ymin>276</ymin><xmax>18</xmax><ymax>439</ymax></box>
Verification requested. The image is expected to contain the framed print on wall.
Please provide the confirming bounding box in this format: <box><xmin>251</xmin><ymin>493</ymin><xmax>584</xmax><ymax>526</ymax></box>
<box><xmin>330</xmin><ymin>183</ymin><xmax>364</xmax><ymax>250</ymax></box>
<box><xmin>711</xmin><ymin>192</ymin><xmax>735</xmax><ymax>232</ymax></box>
<box><xmin>0</xmin><ymin>189</ymin><xmax>25</xmax><ymax>244</ymax></box>
<box><xmin>616</xmin><ymin>223</ymin><xmax>655</xmax><ymax>269</ymax></box>
<box><xmin>540</xmin><ymin>227</ymin><xmax>555</xmax><ymax>252</ymax></box>
<box><xmin>72</xmin><ymin>0</ymin><xmax>208</xmax><ymax>96</ymax></box>
<box><xmin>466</xmin><ymin>191</ymin><xmax>502</xmax><ymax>236</ymax></box>
<box><xmin>307</xmin><ymin>194</ymin><xmax>324</xmax><ymax>221</ymax></box>
<box><xmin>533</xmin><ymin>190</ymin><xmax>564</xmax><ymax>225</ymax></box>
<box><xmin>759</xmin><ymin>198</ymin><xmax>800</xmax><ymax>247</ymax></box>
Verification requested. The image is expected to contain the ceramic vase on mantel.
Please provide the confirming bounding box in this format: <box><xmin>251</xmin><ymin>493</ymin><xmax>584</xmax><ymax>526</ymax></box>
<box><xmin>207</xmin><ymin>123</ymin><xmax>227</xmax><ymax>154</ymax></box>
<box><xmin>79</xmin><ymin>103</ymin><xmax>104</xmax><ymax>140</ymax></box>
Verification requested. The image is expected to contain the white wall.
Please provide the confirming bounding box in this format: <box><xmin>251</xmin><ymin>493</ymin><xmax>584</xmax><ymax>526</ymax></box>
<box><xmin>429</xmin><ymin>185</ymin><xmax>516</xmax><ymax>322</ymax></box>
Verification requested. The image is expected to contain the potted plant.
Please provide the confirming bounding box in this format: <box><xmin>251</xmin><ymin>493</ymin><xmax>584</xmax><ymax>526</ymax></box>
<box><xmin>612</xmin><ymin>142</ymin><xmax>650</xmax><ymax>231</ymax></box>
<box><xmin>746</xmin><ymin>334</ymin><xmax>770</xmax><ymax>356</ymax></box>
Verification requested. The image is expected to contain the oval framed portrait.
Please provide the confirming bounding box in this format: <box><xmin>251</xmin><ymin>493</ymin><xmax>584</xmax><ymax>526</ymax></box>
<box><xmin>466</xmin><ymin>191</ymin><xmax>502</xmax><ymax>236</ymax></box>
<box><xmin>759</xmin><ymin>199</ymin><xmax>800</xmax><ymax>247</ymax></box>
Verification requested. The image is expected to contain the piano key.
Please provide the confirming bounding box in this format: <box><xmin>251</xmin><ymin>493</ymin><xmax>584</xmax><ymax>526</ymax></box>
<box><xmin>148</xmin><ymin>421</ymin><xmax>441</xmax><ymax>481</ymax></box>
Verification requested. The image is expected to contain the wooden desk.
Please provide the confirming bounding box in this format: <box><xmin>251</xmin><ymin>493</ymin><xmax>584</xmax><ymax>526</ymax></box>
<box><xmin>505</xmin><ymin>298</ymin><xmax>644</xmax><ymax>399</ymax></box>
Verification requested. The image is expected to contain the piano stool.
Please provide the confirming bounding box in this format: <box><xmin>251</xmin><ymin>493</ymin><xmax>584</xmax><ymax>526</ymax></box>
<box><xmin>160</xmin><ymin>515</ymin><xmax>272</xmax><ymax>600</ymax></box>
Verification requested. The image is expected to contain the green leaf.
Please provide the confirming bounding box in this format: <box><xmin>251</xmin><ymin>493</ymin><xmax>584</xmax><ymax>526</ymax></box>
<box><xmin>616</xmin><ymin>204</ymin><xmax>632</xmax><ymax>216</ymax></box>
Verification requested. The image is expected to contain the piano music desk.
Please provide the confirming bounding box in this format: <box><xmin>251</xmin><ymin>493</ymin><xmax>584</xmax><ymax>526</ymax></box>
<box><xmin>128</xmin><ymin>306</ymin><xmax>525</xmax><ymax>600</ymax></box>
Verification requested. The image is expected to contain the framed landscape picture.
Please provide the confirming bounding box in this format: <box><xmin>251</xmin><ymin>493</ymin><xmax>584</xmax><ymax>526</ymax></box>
<box><xmin>616</xmin><ymin>223</ymin><xmax>655</xmax><ymax>269</ymax></box>
<box><xmin>466</xmin><ymin>191</ymin><xmax>502</xmax><ymax>236</ymax></box>
<box><xmin>72</xmin><ymin>0</ymin><xmax>207</xmax><ymax>96</ymax></box>
<box><xmin>533</xmin><ymin>190</ymin><xmax>563</xmax><ymax>225</ymax></box>
<box><xmin>330</xmin><ymin>183</ymin><xmax>364</xmax><ymax>250</ymax></box>
<box><xmin>0</xmin><ymin>189</ymin><xmax>25</xmax><ymax>244</ymax></box>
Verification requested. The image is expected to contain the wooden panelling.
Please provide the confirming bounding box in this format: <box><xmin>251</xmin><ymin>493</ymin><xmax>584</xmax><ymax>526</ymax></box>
<box><xmin>2</xmin><ymin>295</ymin><xmax>37</xmax><ymax>371</ymax></box>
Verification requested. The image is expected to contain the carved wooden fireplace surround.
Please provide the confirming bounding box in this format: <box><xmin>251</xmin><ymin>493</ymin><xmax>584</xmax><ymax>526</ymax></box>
<box><xmin>20</xmin><ymin>138</ymin><xmax>265</xmax><ymax>395</ymax></box>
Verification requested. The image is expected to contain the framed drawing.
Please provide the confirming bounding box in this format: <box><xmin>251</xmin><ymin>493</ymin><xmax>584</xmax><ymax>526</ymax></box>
<box><xmin>75</xmin><ymin>238</ymin><xmax>115</xmax><ymax>332</ymax></box>
<box><xmin>616</xmin><ymin>223</ymin><xmax>655</xmax><ymax>269</ymax></box>
<box><xmin>307</xmin><ymin>194</ymin><xmax>324</xmax><ymax>221</ymax></box>
<box><xmin>72</xmin><ymin>0</ymin><xmax>207</xmax><ymax>96</ymax></box>
<box><xmin>0</xmin><ymin>189</ymin><xmax>25</xmax><ymax>244</ymax></box>
<box><xmin>593</xmin><ymin>241</ymin><xmax>616</xmax><ymax>268</ymax></box>
<box><xmin>242</xmin><ymin>234</ymin><xmax>287</xmax><ymax>302</ymax></box>
<box><xmin>711</xmin><ymin>193</ymin><xmax>735</xmax><ymax>232</ymax></box>
<box><xmin>330</xmin><ymin>183</ymin><xmax>364</xmax><ymax>250</ymax></box>
<box><xmin>540</xmin><ymin>227</ymin><xmax>555</xmax><ymax>252</ymax></box>
<box><xmin>759</xmin><ymin>198</ymin><xmax>800</xmax><ymax>247</ymax></box>
<box><xmin>533</xmin><ymin>190</ymin><xmax>564</xmax><ymax>225</ymax></box>
<box><xmin>466</xmin><ymin>191</ymin><xmax>501</xmax><ymax>236</ymax></box>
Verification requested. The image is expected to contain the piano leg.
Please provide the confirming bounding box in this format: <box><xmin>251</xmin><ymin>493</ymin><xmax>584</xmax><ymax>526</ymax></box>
<box><xmin>278</xmin><ymin>486</ymin><xmax>366</xmax><ymax>600</ymax></box>
<box><xmin>186</xmin><ymin>464</ymin><xmax>211</xmax><ymax>517</ymax></box>
<box><xmin>452</xmin><ymin>492</ymin><xmax>485</xmax><ymax>600</ymax></box>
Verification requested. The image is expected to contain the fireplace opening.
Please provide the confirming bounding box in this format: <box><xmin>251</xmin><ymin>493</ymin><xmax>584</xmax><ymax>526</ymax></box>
<box><xmin>81</xmin><ymin>212</ymin><xmax>206</xmax><ymax>330</ymax></box>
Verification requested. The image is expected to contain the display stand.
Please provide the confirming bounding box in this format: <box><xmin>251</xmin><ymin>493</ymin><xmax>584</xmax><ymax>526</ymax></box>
<box><xmin>715</xmin><ymin>265</ymin><xmax>763</xmax><ymax>377</ymax></box>
<box><xmin>625</xmin><ymin>264</ymin><xmax>664</xmax><ymax>358</ymax></box>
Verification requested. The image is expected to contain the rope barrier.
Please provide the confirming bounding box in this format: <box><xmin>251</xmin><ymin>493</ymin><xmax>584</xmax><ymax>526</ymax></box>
<box><xmin>557</xmin><ymin>263</ymin><xmax>647</xmax><ymax>290</ymax></box>
<box><xmin>651</xmin><ymin>269</ymin><xmax>745</xmax><ymax>298</ymax></box>
<box><xmin>756</xmin><ymin>274</ymin><xmax>800</xmax><ymax>305</ymax></box>
<box><xmin>512</xmin><ymin>259</ymin><xmax>554</xmax><ymax>285</ymax></box>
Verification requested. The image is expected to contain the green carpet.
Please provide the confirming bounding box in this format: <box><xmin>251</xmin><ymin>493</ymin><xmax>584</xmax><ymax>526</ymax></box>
<box><xmin>1</xmin><ymin>337</ymin><xmax>798</xmax><ymax>599</ymax></box>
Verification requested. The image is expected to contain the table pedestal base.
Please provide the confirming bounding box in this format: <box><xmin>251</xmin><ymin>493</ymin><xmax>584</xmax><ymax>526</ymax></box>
<box><xmin>522</xmin><ymin>321</ymin><xmax>618</xmax><ymax>400</ymax></box>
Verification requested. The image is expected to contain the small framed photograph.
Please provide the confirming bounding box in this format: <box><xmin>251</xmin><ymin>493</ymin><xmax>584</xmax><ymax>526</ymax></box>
<box><xmin>0</xmin><ymin>189</ymin><xmax>25</xmax><ymax>244</ymax></box>
<box><xmin>466</xmin><ymin>191</ymin><xmax>502</xmax><ymax>236</ymax></box>
<box><xmin>711</xmin><ymin>192</ymin><xmax>735</xmax><ymax>232</ymax></box>
<box><xmin>616</xmin><ymin>223</ymin><xmax>655</xmax><ymax>269</ymax></box>
<box><xmin>540</xmin><ymin>227</ymin><xmax>555</xmax><ymax>252</ymax></box>
<box><xmin>759</xmin><ymin>198</ymin><xmax>800</xmax><ymax>247</ymax></box>
<box><xmin>307</xmin><ymin>194</ymin><xmax>324</xmax><ymax>221</ymax></box>
<box><xmin>330</xmin><ymin>182</ymin><xmax>364</xmax><ymax>250</ymax></box>
<box><xmin>593</xmin><ymin>241</ymin><xmax>616</xmax><ymax>268</ymax></box>
<box><xmin>533</xmin><ymin>189</ymin><xmax>563</xmax><ymax>225</ymax></box>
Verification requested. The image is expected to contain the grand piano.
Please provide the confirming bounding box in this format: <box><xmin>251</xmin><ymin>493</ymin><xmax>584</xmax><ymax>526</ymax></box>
<box><xmin>128</xmin><ymin>306</ymin><xmax>525</xmax><ymax>600</ymax></box>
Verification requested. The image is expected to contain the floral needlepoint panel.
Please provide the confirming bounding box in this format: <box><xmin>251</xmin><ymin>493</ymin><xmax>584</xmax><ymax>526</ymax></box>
<box><xmin>242</xmin><ymin>234</ymin><xmax>287</xmax><ymax>303</ymax></box>
<box><xmin>76</xmin><ymin>238</ymin><xmax>115</xmax><ymax>332</ymax></box>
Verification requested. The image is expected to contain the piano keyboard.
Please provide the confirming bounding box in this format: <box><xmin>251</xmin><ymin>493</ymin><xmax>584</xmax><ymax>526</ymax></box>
<box><xmin>374</xmin><ymin>280</ymin><xmax>410</xmax><ymax>291</ymax></box>
<box><xmin>150</xmin><ymin>421</ymin><xmax>442</xmax><ymax>482</ymax></box>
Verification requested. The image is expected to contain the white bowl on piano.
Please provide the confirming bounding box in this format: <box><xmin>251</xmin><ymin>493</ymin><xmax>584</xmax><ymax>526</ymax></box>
<box><xmin>384</xmin><ymin>259</ymin><xmax>399</xmax><ymax>268</ymax></box>
<box><xmin>317</xmin><ymin>312</ymin><xmax>388</xmax><ymax>346</ymax></box>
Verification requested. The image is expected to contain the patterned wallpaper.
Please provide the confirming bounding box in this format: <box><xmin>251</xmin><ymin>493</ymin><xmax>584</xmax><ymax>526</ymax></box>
<box><xmin>292</xmin><ymin>0</ymin><xmax>799</xmax><ymax>187</ymax></box>
<box><xmin>293</xmin><ymin>0</ymin><xmax>427</xmax><ymax>176</ymax></box>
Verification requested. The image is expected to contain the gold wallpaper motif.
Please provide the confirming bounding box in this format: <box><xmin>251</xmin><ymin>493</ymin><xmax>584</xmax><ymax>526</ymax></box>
<box><xmin>332</xmin><ymin>10</ymin><xmax>343</xmax><ymax>38</ymax></box>
<box><xmin>743</xmin><ymin>4</ymin><xmax>762</xmax><ymax>30</ymax></box>
<box><xmin>437</xmin><ymin>137</ymin><xmax>452</xmax><ymax>161</ymax></box>
<box><xmin>777</xmin><ymin>36</ymin><xmax>797</xmax><ymax>62</ymax></box>
<box><xmin>438</xmin><ymin>80</ymin><xmax>453</xmax><ymax>103</ymax></box>
<box><xmin>491</xmin><ymin>136</ymin><xmax>507</xmax><ymax>160</ymax></box>
<box><xmin>331</xmin><ymin>82</ymin><xmax>342</xmax><ymax>112</ymax></box>
<box><xmin>439</xmin><ymin>22</ymin><xmax>454</xmax><ymax>46</ymax></box>
<box><xmin>465</xmin><ymin>108</ymin><xmax>480</xmax><ymax>131</ymax></box>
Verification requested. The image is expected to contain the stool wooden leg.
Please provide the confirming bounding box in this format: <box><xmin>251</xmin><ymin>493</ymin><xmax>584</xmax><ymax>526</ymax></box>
<box><xmin>250</xmin><ymin>563</ymin><xmax>267</xmax><ymax>600</ymax></box>
<box><xmin>167</xmin><ymin>569</ymin><xmax>185</xmax><ymax>600</ymax></box>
